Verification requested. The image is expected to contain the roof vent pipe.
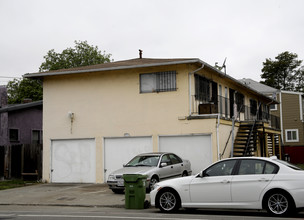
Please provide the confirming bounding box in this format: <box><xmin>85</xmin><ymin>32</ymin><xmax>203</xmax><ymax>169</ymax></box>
<box><xmin>139</xmin><ymin>49</ymin><xmax>143</xmax><ymax>59</ymax></box>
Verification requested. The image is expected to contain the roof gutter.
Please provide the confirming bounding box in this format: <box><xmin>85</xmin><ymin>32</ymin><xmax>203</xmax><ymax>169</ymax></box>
<box><xmin>24</xmin><ymin>59</ymin><xmax>201</xmax><ymax>79</ymax></box>
<box><xmin>0</xmin><ymin>100</ymin><xmax>43</xmax><ymax>113</ymax></box>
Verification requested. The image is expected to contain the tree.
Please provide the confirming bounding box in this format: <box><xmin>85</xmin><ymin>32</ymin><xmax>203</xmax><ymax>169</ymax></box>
<box><xmin>260</xmin><ymin>51</ymin><xmax>302</xmax><ymax>91</ymax></box>
<box><xmin>294</xmin><ymin>66</ymin><xmax>304</xmax><ymax>92</ymax></box>
<box><xmin>39</xmin><ymin>40</ymin><xmax>112</xmax><ymax>72</ymax></box>
<box><xmin>7</xmin><ymin>40</ymin><xmax>112</xmax><ymax>104</ymax></box>
<box><xmin>7</xmin><ymin>78</ymin><xmax>43</xmax><ymax>104</ymax></box>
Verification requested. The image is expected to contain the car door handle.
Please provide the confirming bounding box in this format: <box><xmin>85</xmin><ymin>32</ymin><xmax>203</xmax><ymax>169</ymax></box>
<box><xmin>221</xmin><ymin>180</ymin><xmax>230</xmax><ymax>184</ymax></box>
<box><xmin>259</xmin><ymin>178</ymin><xmax>269</xmax><ymax>182</ymax></box>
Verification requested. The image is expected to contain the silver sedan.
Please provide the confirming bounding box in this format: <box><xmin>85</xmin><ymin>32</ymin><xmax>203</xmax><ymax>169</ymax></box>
<box><xmin>107</xmin><ymin>152</ymin><xmax>192</xmax><ymax>193</ymax></box>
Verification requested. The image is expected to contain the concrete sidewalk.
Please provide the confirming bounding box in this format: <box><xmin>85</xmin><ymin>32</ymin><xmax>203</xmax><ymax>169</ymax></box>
<box><xmin>0</xmin><ymin>183</ymin><xmax>148</xmax><ymax>207</ymax></box>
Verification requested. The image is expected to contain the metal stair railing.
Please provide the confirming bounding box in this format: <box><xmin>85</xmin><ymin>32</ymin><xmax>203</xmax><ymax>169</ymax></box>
<box><xmin>243</xmin><ymin>103</ymin><xmax>262</xmax><ymax>156</ymax></box>
<box><xmin>221</xmin><ymin>104</ymin><xmax>244</xmax><ymax>159</ymax></box>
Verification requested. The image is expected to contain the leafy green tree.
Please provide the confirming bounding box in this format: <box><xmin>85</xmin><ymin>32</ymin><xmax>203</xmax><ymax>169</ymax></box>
<box><xmin>294</xmin><ymin>67</ymin><xmax>304</xmax><ymax>92</ymax></box>
<box><xmin>7</xmin><ymin>41</ymin><xmax>112</xmax><ymax>104</ymax></box>
<box><xmin>260</xmin><ymin>51</ymin><xmax>302</xmax><ymax>91</ymax></box>
<box><xmin>7</xmin><ymin>78</ymin><xmax>43</xmax><ymax>104</ymax></box>
<box><xmin>39</xmin><ymin>40</ymin><xmax>112</xmax><ymax>72</ymax></box>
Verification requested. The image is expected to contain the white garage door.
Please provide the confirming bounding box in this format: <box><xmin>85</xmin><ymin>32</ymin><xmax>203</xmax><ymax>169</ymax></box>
<box><xmin>104</xmin><ymin>137</ymin><xmax>152</xmax><ymax>181</ymax></box>
<box><xmin>159</xmin><ymin>135</ymin><xmax>212</xmax><ymax>174</ymax></box>
<box><xmin>51</xmin><ymin>139</ymin><xmax>96</xmax><ymax>183</ymax></box>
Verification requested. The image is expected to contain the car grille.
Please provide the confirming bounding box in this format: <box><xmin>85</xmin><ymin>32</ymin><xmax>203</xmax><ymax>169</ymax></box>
<box><xmin>115</xmin><ymin>175</ymin><xmax>123</xmax><ymax>180</ymax></box>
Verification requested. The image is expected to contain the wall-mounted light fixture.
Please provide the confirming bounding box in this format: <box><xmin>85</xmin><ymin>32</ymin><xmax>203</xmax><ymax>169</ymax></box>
<box><xmin>68</xmin><ymin>111</ymin><xmax>74</xmax><ymax>121</ymax></box>
<box><xmin>68</xmin><ymin>111</ymin><xmax>75</xmax><ymax>134</ymax></box>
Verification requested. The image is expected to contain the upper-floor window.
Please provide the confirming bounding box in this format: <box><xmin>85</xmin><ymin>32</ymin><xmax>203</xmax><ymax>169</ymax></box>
<box><xmin>285</xmin><ymin>129</ymin><xmax>299</xmax><ymax>142</ymax></box>
<box><xmin>140</xmin><ymin>71</ymin><xmax>177</xmax><ymax>93</ymax></box>
<box><xmin>9</xmin><ymin>129</ymin><xmax>19</xmax><ymax>142</ymax></box>
<box><xmin>32</xmin><ymin>130</ymin><xmax>42</xmax><ymax>145</ymax></box>
<box><xmin>250</xmin><ymin>99</ymin><xmax>257</xmax><ymax>115</ymax></box>
<box><xmin>194</xmin><ymin>74</ymin><xmax>218</xmax><ymax>104</ymax></box>
<box><xmin>235</xmin><ymin>92</ymin><xmax>244</xmax><ymax>112</ymax></box>
<box><xmin>269</xmin><ymin>93</ymin><xmax>277</xmax><ymax>111</ymax></box>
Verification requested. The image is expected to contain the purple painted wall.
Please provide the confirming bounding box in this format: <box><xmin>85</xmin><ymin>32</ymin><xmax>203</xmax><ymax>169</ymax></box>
<box><xmin>0</xmin><ymin>86</ymin><xmax>8</xmax><ymax>146</ymax></box>
<box><xmin>8</xmin><ymin>106</ymin><xmax>42</xmax><ymax>145</ymax></box>
<box><xmin>0</xmin><ymin>86</ymin><xmax>42</xmax><ymax>146</ymax></box>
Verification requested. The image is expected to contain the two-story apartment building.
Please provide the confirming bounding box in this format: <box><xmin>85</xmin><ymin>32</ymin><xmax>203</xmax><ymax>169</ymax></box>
<box><xmin>25</xmin><ymin>57</ymin><xmax>279</xmax><ymax>183</ymax></box>
<box><xmin>240</xmin><ymin>78</ymin><xmax>304</xmax><ymax>164</ymax></box>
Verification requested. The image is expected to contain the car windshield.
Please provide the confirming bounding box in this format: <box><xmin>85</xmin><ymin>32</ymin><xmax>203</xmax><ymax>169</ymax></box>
<box><xmin>274</xmin><ymin>159</ymin><xmax>303</xmax><ymax>170</ymax></box>
<box><xmin>126</xmin><ymin>155</ymin><xmax>160</xmax><ymax>167</ymax></box>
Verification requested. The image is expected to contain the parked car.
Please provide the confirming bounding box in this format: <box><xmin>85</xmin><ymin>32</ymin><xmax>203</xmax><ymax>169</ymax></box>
<box><xmin>107</xmin><ymin>152</ymin><xmax>192</xmax><ymax>193</ymax></box>
<box><xmin>150</xmin><ymin>156</ymin><xmax>304</xmax><ymax>216</ymax></box>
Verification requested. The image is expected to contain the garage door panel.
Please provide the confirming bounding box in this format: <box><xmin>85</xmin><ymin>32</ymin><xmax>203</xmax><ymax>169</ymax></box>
<box><xmin>51</xmin><ymin>139</ymin><xmax>96</xmax><ymax>183</ymax></box>
<box><xmin>104</xmin><ymin>137</ymin><xmax>152</xmax><ymax>181</ymax></box>
<box><xmin>159</xmin><ymin>135</ymin><xmax>212</xmax><ymax>175</ymax></box>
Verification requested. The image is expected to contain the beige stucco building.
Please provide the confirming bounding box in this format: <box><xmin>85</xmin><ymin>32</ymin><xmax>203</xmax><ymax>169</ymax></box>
<box><xmin>25</xmin><ymin>57</ymin><xmax>279</xmax><ymax>183</ymax></box>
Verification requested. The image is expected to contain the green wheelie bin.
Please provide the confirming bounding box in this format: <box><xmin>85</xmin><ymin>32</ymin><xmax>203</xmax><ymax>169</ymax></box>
<box><xmin>123</xmin><ymin>174</ymin><xmax>147</xmax><ymax>209</ymax></box>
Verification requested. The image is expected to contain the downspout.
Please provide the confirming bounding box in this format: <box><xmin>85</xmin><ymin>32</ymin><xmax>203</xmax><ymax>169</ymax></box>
<box><xmin>280</xmin><ymin>91</ymin><xmax>284</xmax><ymax>145</ymax></box>
<box><xmin>217</xmin><ymin>113</ymin><xmax>221</xmax><ymax>160</ymax></box>
<box><xmin>189</xmin><ymin>64</ymin><xmax>204</xmax><ymax>115</ymax></box>
<box><xmin>230</xmin><ymin>116</ymin><xmax>235</xmax><ymax>158</ymax></box>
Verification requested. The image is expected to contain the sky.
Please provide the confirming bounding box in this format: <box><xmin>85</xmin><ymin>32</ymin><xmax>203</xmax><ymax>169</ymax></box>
<box><xmin>1</xmin><ymin>0</ymin><xmax>304</xmax><ymax>85</ymax></box>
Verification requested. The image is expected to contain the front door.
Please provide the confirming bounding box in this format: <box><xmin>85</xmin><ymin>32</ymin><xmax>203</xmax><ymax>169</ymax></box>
<box><xmin>229</xmin><ymin>88</ymin><xmax>235</xmax><ymax>119</ymax></box>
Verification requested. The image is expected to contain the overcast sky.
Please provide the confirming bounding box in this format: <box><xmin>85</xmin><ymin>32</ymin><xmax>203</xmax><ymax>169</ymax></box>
<box><xmin>1</xmin><ymin>0</ymin><xmax>304</xmax><ymax>85</ymax></box>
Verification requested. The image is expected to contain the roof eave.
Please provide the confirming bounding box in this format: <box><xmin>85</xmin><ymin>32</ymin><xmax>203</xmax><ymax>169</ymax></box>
<box><xmin>24</xmin><ymin>59</ymin><xmax>201</xmax><ymax>79</ymax></box>
<box><xmin>0</xmin><ymin>100</ymin><xmax>43</xmax><ymax>113</ymax></box>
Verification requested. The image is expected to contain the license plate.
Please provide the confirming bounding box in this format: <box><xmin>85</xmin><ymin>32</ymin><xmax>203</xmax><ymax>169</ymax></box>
<box><xmin>117</xmin><ymin>179</ymin><xmax>124</xmax><ymax>186</ymax></box>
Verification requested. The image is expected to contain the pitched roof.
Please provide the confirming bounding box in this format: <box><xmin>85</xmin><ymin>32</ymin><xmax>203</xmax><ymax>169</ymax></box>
<box><xmin>239</xmin><ymin>78</ymin><xmax>279</xmax><ymax>94</ymax></box>
<box><xmin>24</xmin><ymin>58</ymin><xmax>200</xmax><ymax>78</ymax></box>
<box><xmin>0</xmin><ymin>100</ymin><xmax>43</xmax><ymax>113</ymax></box>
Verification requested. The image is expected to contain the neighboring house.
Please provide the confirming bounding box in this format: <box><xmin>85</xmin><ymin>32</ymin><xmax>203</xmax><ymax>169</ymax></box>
<box><xmin>25</xmin><ymin>56</ymin><xmax>279</xmax><ymax>184</ymax></box>
<box><xmin>0</xmin><ymin>86</ymin><xmax>43</xmax><ymax>179</ymax></box>
<box><xmin>240</xmin><ymin>78</ymin><xmax>304</xmax><ymax>164</ymax></box>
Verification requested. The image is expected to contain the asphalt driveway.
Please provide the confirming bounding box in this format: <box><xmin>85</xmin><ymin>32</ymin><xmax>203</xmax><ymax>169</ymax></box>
<box><xmin>0</xmin><ymin>183</ymin><xmax>131</xmax><ymax>207</ymax></box>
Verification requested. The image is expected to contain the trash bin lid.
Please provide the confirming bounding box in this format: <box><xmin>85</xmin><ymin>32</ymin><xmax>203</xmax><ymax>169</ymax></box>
<box><xmin>123</xmin><ymin>174</ymin><xmax>147</xmax><ymax>183</ymax></box>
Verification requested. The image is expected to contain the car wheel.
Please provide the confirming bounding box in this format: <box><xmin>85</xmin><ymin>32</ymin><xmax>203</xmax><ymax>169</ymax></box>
<box><xmin>149</xmin><ymin>176</ymin><xmax>159</xmax><ymax>191</ymax></box>
<box><xmin>265</xmin><ymin>191</ymin><xmax>294</xmax><ymax>216</ymax></box>
<box><xmin>182</xmin><ymin>171</ymin><xmax>188</xmax><ymax>177</ymax></box>
<box><xmin>158</xmin><ymin>189</ymin><xmax>180</xmax><ymax>213</ymax></box>
<box><xmin>111</xmin><ymin>189</ymin><xmax>124</xmax><ymax>194</ymax></box>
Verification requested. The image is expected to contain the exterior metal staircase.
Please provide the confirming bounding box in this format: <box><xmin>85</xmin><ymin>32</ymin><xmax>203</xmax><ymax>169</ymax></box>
<box><xmin>233</xmin><ymin>122</ymin><xmax>261</xmax><ymax>157</ymax></box>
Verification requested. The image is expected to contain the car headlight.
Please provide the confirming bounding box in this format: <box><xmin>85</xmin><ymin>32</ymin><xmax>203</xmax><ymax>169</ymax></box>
<box><xmin>151</xmin><ymin>183</ymin><xmax>160</xmax><ymax>191</ymax></box>
<box><xmin>108</xmin><ymin>175</ymin><xmax>115</xmax><ymax>181</ymax></box>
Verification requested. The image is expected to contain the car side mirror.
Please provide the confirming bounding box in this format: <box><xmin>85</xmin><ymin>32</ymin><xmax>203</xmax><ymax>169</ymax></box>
<box><xmin>199</xmin><ymin>170</ymin><xmax>204</xmax><ymax>177</ymax></box>
<box><xmin>197</xmin><ymin>170</ymin><xmax>206</xmax><ymax>178</ymax></box>
<box><xmin>160</xmin><ymin>162</ymin><xmax>167</xmax><ymax>167</ymax></box>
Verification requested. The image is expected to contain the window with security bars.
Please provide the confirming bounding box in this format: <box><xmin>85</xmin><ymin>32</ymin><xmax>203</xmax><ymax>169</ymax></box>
<box><xmin>140</xmin><ymin>71</ymin><xmax>177</xmax><ymax>93</ymax></box>
<box><xmin>235</xmin><ymin>92</ymin><xmax>244</xmax><ymax>112</ymax></box>
<box><xmin>250</xmin><ymin>99</ymin><xmax>257</xmax><ymax>115</ymax></box>
<box><xmin>194</xmin><ymin>74</ymin><xmax>210</xmax><ymax>102</ymax></box>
